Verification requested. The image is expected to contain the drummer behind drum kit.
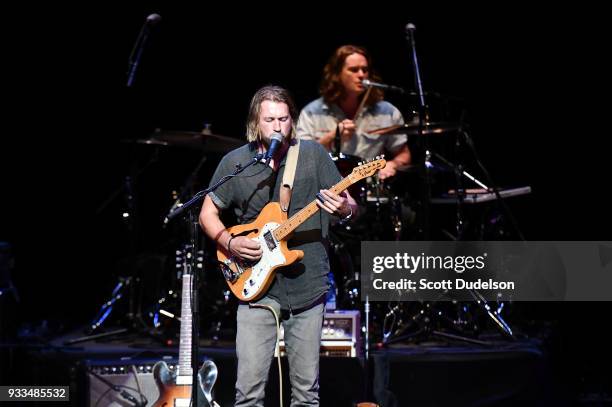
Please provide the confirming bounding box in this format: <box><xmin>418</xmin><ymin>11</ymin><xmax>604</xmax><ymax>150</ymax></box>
<box><xmin>88</xmin><ymin>116</ymin><xmax>526</xmax><ymax>347</ymax></box>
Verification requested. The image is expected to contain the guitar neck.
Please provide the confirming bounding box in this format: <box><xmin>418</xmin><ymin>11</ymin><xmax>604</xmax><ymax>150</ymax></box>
<box><xmin>274</xmin><ymin>175</ymin><xmax>354</xmax><ymax>241</ymax></box>
<box><xmin>177</xmin><ymin>272</ymin><xmax>193</xmax><ymax>378</ymax></box>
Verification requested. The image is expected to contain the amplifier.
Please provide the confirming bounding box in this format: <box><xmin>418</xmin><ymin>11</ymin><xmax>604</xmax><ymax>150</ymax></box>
<box><xmin>85</xmin><ymin>357</ymin><xmax>177</xmax><ymax>407</ymax></box>
<box><xmin>278</xmin><ymin>310</ymin><xmax>361</xmax><ymax>357</ymax></box>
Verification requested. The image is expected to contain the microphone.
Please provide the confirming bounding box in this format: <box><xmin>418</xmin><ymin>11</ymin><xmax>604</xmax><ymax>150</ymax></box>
<box><xmin>405</xmin><ymin>23</ymin><xmax>416</xmax><ymax>43</ymax></box>
<box><xmin>146</xmin><ymin>13</ymin><xmax>162</xmax><ymax>25</ymax></box>
<box><xmin>362</xmin><ymin>79</ymin><xmax>405</xmax><ymax>94</ymax></box>
<box><xmin>264</xmin><ymin>132</ymin><xmax>284</xmax><ymax>165</ymax></box>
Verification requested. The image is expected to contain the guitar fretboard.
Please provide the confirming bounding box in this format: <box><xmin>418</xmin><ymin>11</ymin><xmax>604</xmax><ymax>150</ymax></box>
<box><xmin>273</xmin><ymin>175</ymin><xmax>355</xmax><ymax>241</ymax></box>
<box><xmin>177</xmin><ymin>273</ymin><xmax>193</xmax><ymax>378</ymax></box>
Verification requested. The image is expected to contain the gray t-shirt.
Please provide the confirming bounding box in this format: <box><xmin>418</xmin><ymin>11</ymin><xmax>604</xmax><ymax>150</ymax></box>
<box><xmin>208</xmin><ymin>140</ymin><xmax>342</xmax><ymax>311</ymax></box>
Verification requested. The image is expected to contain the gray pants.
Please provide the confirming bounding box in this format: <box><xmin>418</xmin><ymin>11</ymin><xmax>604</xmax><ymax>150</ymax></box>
<box><xmin>235</xmin><ymin>296</ymin><xmax>325</xmax><ymax>407</ymax></box>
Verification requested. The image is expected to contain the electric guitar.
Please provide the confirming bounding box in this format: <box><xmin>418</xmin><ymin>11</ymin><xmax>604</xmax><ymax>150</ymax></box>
<box><xmin>218</xmin><ymin>157</ymin><xmax>386</xmax><ymax>302</ymax></box>
<box><xmin>153</xmin><ymin>247</ymin><xmax>220</xmax><ymax>407</ymax></box>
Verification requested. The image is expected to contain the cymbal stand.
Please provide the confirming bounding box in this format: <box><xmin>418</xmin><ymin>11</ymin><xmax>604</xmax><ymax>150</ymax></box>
<box><xmin>83</xmin><ymin>148</ymin><xmax>164</xmax><ymax>340</ymax></box>
<box><xmin>422</xmin><ymin>150</ymin><xmax>516</xmax><ymax>339</ymax></box>
<box><xmin>381</xmin><ymin>294</ymin><xmax>493</xmax><ymax>347</ymax></box>
<box><xmin>163</xmin><ymin>153</ymin><xmax>208</xmax><ymax>228</ymax></box>
<box><xmin>405</xmin><ymin>23</ymin><xmax>432</xmax><ymax>239</ymax></box>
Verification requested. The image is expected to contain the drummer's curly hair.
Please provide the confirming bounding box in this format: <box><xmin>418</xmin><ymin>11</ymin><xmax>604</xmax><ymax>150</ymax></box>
<box><xmin>246</xmin><ymin>85</ymin><xmax>297</xmax><ymax>143</ymax></box>
<box><xmin>320</xmin><ymin>45</ymin><xmax>384</xmax><ymax>107</ymax></box>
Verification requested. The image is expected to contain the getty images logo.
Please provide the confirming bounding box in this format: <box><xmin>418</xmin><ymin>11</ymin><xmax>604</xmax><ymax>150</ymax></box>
<box><xmin>372</xmin><ymin>252</ymin><xmax>488</xmax><ymax>274</ymax></box>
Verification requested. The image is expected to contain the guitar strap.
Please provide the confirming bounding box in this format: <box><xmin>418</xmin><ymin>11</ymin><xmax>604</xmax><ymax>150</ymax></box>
<box><xmin>279</xmin><ymin>137</ymin><xmax>300</xmax><ymax>212</ymax></box>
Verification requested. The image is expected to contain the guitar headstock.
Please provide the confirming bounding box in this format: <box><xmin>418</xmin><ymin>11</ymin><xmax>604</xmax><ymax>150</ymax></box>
<box><xmin>351</xmin><ymin>156</ymin><xmax>387</xmax><ymax>181</ymax></box>
<box><xmin>175</xmin><ymin>244</ymin><xmax>204</xmax><ymax>278</ymax></box>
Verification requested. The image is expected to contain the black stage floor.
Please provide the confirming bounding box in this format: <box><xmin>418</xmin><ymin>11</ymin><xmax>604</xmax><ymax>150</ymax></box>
<box><xmin>1</xmin><ymin>326</ymin><xmax>573</xmax><ymax>407</ymax></box>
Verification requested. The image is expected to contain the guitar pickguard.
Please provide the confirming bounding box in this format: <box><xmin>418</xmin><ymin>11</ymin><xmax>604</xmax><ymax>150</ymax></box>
<box><xmin>223</xmin><ymin>222</ymin><xmax>286</xmax><ymax>300</ymax></box>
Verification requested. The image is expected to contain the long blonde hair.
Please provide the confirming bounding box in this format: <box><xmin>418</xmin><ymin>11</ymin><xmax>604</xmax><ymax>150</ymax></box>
<box><xmin>245</xmin><ymin>85</ymin><xmax>298</xmax><ymax>142</ymax></box>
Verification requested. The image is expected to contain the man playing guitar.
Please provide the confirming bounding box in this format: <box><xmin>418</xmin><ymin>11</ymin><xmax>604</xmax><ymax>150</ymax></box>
<box><xmin>199</xmin><ymin>85</ymin><xmax>358</xmax><ymax>406</ymax></box>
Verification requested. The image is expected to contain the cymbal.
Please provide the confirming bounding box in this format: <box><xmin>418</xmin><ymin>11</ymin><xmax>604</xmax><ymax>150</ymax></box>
<box><xmin>367</xmin><ymin>122</ymin><xmax>460</xmax><ymax>136</ymax></box>
<box><xmin>124</xmin><ymin>129</ymin><xmax>244</xmax><ymax>153</ymax></box>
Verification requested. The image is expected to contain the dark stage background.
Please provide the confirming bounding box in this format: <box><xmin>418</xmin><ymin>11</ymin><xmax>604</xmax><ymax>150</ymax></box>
<box><xmin>1</xmin><ymin>3</ymin><xmax>610</xmax><ymax>401</ymax></box>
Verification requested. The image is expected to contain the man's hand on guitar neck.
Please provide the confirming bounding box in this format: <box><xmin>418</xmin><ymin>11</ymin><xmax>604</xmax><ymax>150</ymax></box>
<box><xmin>228</xmin><ymin>235</ymin><xmax>263</xmax><ymax>262</ymax></box>
<box><xmin>316</xmin><ymin>189</ymin><xmax>352</xmax><ymax>218</ymax></box>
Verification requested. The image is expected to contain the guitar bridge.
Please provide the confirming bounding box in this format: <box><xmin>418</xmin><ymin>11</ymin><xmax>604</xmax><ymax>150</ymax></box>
<box><xmin>221</xmin><ymin>257</ymin><xmax>256</xmax><ymax>284</ymax></box>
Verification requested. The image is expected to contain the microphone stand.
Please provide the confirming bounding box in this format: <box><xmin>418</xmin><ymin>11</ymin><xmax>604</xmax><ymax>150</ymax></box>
<box><xmin>426</xmin><ymin>150</ymin><xmax>490</xmax><ymax>240</ymax></box>
<box><xmin>167</xmin><ymin>152</ymin><xmax>264</xmax><ymax>222</ymax></box>
<box><xmin>406</xmin><ymin>23</ymin><xmax>432</xmax><ymax>239</ymax></box>
<box><xmin>163</xmin><ymin>154</ymin><xmax>208</xmax><ymax>228</ymax></box>
<box><xmin>166</xmin><ymin>152</ymin><xmax>264</xmax><ymax>407</ymax></box>
<box><xmin>126</xmin><ymin>15</ymin><xmax>159</xmax><ymax>88</ymax></box>
<box><xmin>334</xmin><ymin>123</ymin><xmax>341</xmax><ymax>156</ymax></box>
<box><xmin>460</xmin><ymin>129</ymin><xmax>525</xmax><ymax>241</ymax></box>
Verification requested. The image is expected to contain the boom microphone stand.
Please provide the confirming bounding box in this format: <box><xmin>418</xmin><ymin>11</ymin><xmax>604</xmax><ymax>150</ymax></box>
<box><xmin>126</xmin><ymin>13</ymin><xmax>161</xmax><ymax>88</ymax></box>
<box><xmin>166</xmin><ymin>151</ymin><xmax>264</xmax><ymax>407</ymax></box>
<box><xmin>405</xmin><ymin>23</ymin><xmax>432</xmax><ymax>239</ymax></box>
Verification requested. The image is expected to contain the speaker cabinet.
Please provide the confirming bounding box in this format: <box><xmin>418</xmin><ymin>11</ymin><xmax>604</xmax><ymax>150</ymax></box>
<box><xmin>86</xmin><ymin>358</ymin><xmax>177</xmax><ymax>407</ymax></box>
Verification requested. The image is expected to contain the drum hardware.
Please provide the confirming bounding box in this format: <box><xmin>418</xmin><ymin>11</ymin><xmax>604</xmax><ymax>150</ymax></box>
<box><xmin>379</xmin><ymin>301</ymin><xmax>482</xmax><ymax>347</ymax></box>
<box><xmin>367</xmin><ymin>121</ymin><xmax>460</xmax><ymax>137</ymax></box>
<box><xmin>376</xmin><ymin>143</ymin><xmax>517</xmax><ymax>345</ymax></box>
<box><xmin>457</xmin><ymin>128</ymin><xmax>526</xmax><ymax>240</ymax></box>
<box><xmin>123</xmin><ymin>127</ymin><xmax>243</xmax><ymax>154</ymax></box>
<box><xmin>68</xmin><ymin>274</ymin><xmax>154</xmax><ymax>346</ymax></box>
<box><xmin>162</xmin><ymin>151</ymin><xmax>208</xmax><ymax>227</ymax></box>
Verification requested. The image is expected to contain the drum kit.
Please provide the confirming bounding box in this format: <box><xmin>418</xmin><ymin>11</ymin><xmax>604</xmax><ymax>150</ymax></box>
<box><xmin>327</xmin><ymin>120</ymin><xmax>518</xmax><ymax>343</ymax></box>
<box><xmin>86</xmin><ymin>118</ymin><xmax>516</xmax><ymax>347</ymax></box>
